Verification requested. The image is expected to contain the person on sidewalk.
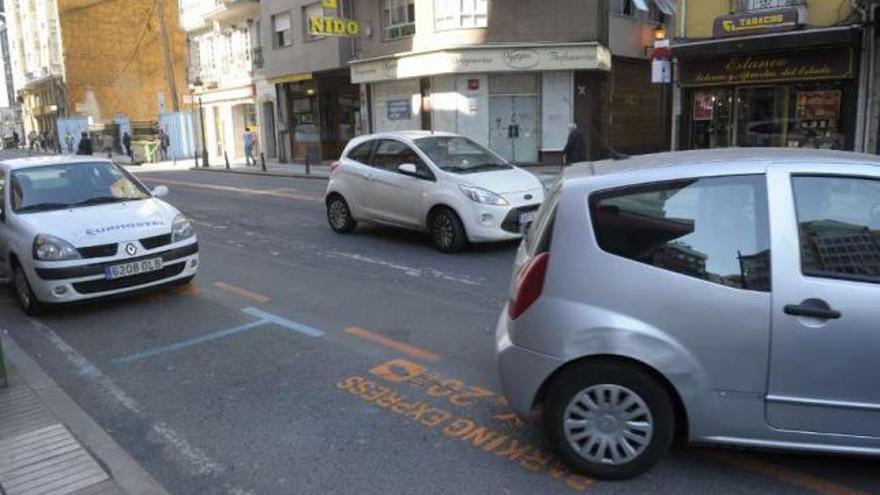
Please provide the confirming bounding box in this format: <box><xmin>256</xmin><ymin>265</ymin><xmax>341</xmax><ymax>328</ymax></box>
<box><xmin>65</xmin><ymin>131</ymin><xmax>74</xmax><ymax>153</ymax></box>
<box><xmin>123</xmin><ymin>132</ymin><xmax>133</xmax><ymax>161</ymax></box>
<box><xmin>102</xmin><ymin>133</ymin><xmax>114</xmax><ymax>158</ymax></box>
<box><xmin>76</xmin><ymin>132</ymin><xmax>93</xmax><ymax>156</ymax></box>
<box><xmin>562</xmin><ymin>123</ymin><xmax>586</xmax><ymax>166</ymax></box>
<box><xmin>244</xmin><ymin>127</ymin><xmax>256</xmax><ymax>166</ymax></box>
<box><xmin>158</xmin><ymin>129</ymin><xmax>171</xmax><ymax>161</ymax></box>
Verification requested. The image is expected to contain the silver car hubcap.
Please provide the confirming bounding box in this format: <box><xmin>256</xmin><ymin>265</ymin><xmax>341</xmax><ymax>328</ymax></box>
<box><xmin>328</xmin><ymin>200</ymin><xmax>348</xmax><ymax>230</ymax></box>
<box><xmin>15</xmin><ymin>269</ymin><xmax>31</xmax><ymax>309</ymax></box>
<box><xmin>563</xmin><ymin>384</ymin><xmax>653</xmax><ymax>466</ymax></box>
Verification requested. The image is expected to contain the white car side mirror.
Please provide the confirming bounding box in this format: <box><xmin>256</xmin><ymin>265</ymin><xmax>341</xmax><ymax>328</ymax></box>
<box><xmin>152</xmin><ymin>185</ymin><xmax>169</xmax><ymax>198</ymax></box>
<box><xmin>398</xmin><ymin>163</ymin><xmax>418</xmax><ymax>176</ymax></box>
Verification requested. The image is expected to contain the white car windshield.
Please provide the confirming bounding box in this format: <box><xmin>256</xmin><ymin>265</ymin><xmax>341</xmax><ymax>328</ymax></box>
<box><xmin>414</xmin><ymin>136</ymin><xmax>512</xmax><ymax>173</ymax></box>
<box><xmin>11</xmin><ymin>162</ymin><xmax>151</xmax><ymax>213</ymax></box>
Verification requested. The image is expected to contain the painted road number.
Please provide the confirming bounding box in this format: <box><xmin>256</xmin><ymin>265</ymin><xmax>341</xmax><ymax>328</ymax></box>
<box><xmin>105</xmin><ymin>257</ymin><xmax>164</xmax><ymax>280</ymax></box>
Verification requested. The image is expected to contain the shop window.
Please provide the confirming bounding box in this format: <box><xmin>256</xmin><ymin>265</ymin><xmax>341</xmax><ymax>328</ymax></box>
<box><xmin>435</xmin><ymin>0</ymin><xmax>488</xmax><ymax>31</ymax></box>
<box><xmin>383</xmin><ymin>0</ymin><xmax>415</xmax><ymax>40</ymax></box>
<box><xmin>590</xmin><ymin>175</ymin><xmax>772</xmax><ymax>292</ymax></box>
<box><xmin>272</xmin><ymin>12</ymin><xmax>292</xmax><ymax>48</ymax></box>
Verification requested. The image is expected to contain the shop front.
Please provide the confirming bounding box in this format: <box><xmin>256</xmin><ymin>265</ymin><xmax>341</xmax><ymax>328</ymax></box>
<box><xmin>676</xmin><ymin>33</ymin><xmax>860</xmax><ymax>151</ymax></box>
<box><xmin>351</xmin><ymin>43</ymin><xmax>611</xmax><ymax>165</ymax></box>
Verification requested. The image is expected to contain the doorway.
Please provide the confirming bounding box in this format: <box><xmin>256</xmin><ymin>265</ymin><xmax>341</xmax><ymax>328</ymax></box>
<box><xmin>488</xmin><ymin>74</ymin><xmax>540</xmax><ymax>164</ymax></box>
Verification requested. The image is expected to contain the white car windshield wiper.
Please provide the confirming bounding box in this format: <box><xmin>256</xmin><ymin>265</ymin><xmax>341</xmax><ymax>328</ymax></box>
<box><xmin>16</xmin><ymin>202</ymin><xmax>72</xmax><ymax>213</ymax></box>
<box><xmin>72</xmin><ymin>196</ymin><xmax>131</xmax><ymax>206</ymax></box>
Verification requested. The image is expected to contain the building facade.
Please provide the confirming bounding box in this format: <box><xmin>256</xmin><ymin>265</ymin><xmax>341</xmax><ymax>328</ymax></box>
<box><xmin>348</xmin><ymin>0</ymin><xmax>672</xmax><ymax>164</ymax></box>
<box><xmin>259</xmin><ymin>0</ymin><xmax>360</xmax><ymax>163</ymax></box>
<box><xmin>6</xmin><ymin>0</ymin><xmax>188</xmax><ymax>144</ymax></box>
<box><xmin>671</xmin><ymin>0</ymin><xmax>873</xmax><ymax>153</ymax></box>
<box><xmin>182</xmin><ymin>0</ymin><xmax>260</xmax><ymax>164</ymax></box>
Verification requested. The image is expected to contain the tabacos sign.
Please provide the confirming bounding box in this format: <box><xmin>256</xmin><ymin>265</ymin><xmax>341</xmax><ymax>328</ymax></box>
<box><xmin>713</xmin><ymin>8</ymin><xmax>799</xmax><ymax>38</ymax></box>
<box><xmin>308</xmin><ymin>0</ymin><xmax>361</xmax><ymax>37</ymax></box>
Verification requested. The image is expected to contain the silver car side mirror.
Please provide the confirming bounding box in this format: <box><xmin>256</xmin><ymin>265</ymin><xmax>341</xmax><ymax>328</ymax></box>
<box><xmin>152</xmin><ymin>185</ymin><xmax>169</xmax><ymax>198</ymax></box>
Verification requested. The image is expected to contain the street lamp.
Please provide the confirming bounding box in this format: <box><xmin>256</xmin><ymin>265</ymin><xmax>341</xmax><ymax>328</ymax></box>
<box><xmin>192</xmin><ymin>78</ymin><xmax>209</xmax><ymax>168</ymax></box>
<box><xmin>654</xmin><ymin>24</ymin><xmax>667</xmax><ymax>41</ymax></box>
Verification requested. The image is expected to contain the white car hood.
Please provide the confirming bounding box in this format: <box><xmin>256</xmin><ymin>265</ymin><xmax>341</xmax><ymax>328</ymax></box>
<box><xmin>457</xmin><ymin>167</ymin><xmax>542</xmax><ymax>195</ymax></box>
<box><xmin>21</xmin><ymin>199</ymin><xmax>178</xmax><ymax>247</ymax></box>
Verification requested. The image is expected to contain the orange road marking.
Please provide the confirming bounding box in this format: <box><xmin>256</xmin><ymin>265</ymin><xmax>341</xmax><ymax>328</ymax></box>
<box><xmin>141</xmin><ymin>178</ymin><xmax>322</xmax><ymax>202</ymax></box>
<box><xmin>213</xmin><ymin>282</ymin><xmax>271</xmax><ymax>303</ymax></box>
<box><xmin>345</xmin><ymin>327</ymin><xmax>442</xmax><ymax>362</ymax></box>
<box><xmin>710</xmin><ymin>452</ymin><xmax>871</xmax><ymax>495</ymax></box>
<box><xmin>173</xmin><ymin>282</ymin><xmax>202</xmax><ymax>296</ymax></box>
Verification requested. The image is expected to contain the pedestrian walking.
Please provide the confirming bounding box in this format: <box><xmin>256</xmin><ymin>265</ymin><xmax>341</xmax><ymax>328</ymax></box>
<box><xmin>12</xmin><ymin>131</ymin><xmax>19</xmax><ymax>149</ymax></box>
<box><xmin>562</xmin><ymin>123</ymin><xmax>586</xmax><ymax>165</ymax></box>
<box><xmin>65</xmin><ymin>131</ymin><xmax>74</xmax><ymax>153</ymax></box>
<box><xmin>39</xmin><ymin>131</ymin><xmax>48</xmax><ymax>152</ymax></box>
<box><xmin>27</xmin><ymin>130</ymin><xmax>37</xmax><ymax>151</ymax></box>
<box><xmin>102</xmin><ymin>133</ymin><xmax>114</xmax><ymax>158</ymax></box>
<box><xmin>158</xmin><ymin>129</ymin><xmax>170</xmax><ymax>161</ymax></box>
<box><xmin>76</xmin><ymin>132</ymin><xmax>93</xmax><ymax>156</ymax></box>
<box><xmin>122</xmin><ymin>132</ymin><xmax>132</xmax><ymax>161</ymax></box>
<box><xmin>244</xmin><ymin>127</ymin><xmax>256</xmax><ymax>166</ymax></box>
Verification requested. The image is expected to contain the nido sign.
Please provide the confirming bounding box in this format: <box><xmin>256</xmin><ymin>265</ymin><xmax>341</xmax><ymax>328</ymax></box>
<box><xmin>308</xmin><ymin>16</ymin><xmax>361</xmax><ymax>36</ymax></box>
<box><xmin>679</xmin><ymin>47</ymin><xmax>853</xmax><ymax>87</ymax></box>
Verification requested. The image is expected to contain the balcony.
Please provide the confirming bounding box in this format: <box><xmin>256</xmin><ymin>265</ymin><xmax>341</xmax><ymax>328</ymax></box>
<box><xmin>204</xmin><ymin>0</ymin><xmax>260</xmax><ymax>24</ymax></box>
<box><xmin>731</xmin><ymin>0</ymin><xmax>805</xmax><ymax>13</ymax></box>
<box><xmin>252</xmin><ymin>46</ymin><xmax>263</xmax><ymax>69</ymax></box>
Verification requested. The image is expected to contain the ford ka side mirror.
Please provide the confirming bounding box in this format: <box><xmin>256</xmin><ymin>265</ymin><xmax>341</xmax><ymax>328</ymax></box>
<box><xmin>397</xmin><ymin>163</ymin><xmax>418</xmax><ymax>176</ymax></box>
<box><xmin>152</xmin><ymin>185</ymin><xmax>169</xmax><ymax>198</ymax></box>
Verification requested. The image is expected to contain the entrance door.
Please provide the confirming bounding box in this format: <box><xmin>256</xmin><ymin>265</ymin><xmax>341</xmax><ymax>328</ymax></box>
<box><xmin>489</xmin><ymin>74</ymin><xmax>540</xmax><ymax>164</ymax></box>
<box><xmin>767</xmin><ymin>167</ymin><xmax>880</xmax><ymax>437</ymax></box>
<box><xmin>735</xmin><ymin>86</ymin><xmax>788</xmax><ymax>147</ymax></box>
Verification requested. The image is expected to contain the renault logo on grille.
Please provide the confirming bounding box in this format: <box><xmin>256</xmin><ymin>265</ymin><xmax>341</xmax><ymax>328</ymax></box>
<box><xmin>124</xmin><ymin>243</ymin><xmax>138</xmax><ymax>256</ymax></box>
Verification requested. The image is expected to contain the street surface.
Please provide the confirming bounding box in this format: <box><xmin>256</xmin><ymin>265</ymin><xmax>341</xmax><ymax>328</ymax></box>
<box><xmin>0</xmin><ymin>154</ymin><xmax>878</xmax><ymax>494</ymax></box>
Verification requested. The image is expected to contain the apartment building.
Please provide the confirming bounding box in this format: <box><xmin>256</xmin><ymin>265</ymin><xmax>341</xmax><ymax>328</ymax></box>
<box><xmin>182</xmin><ymin>0</ymin><xmax>260</xmax><ymax>163</ymax></box>
<box><xmin>347</xmin><ymin>0</ymin><xmax>673</xmax><ymax>164</ymax></box>
<box><xmin>672</xmin><ymin>0</ymin><xmax>877</xmax><ymax>153</ymax></box>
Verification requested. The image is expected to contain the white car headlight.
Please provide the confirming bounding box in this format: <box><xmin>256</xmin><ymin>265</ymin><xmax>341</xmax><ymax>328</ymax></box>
<box><xmin>33</xmin><ymin>234</ymin><xmax>81</xmax><ymax>261</ymax></box>
<box><xmin>459</xmin><ymin>185</ymin><xmax>508</xmax><ymax>206</ymax></box>
<box><xmin>171</xmin><ymin>214</ymin><xmax>196</xmax><ymax>243</ymax></box>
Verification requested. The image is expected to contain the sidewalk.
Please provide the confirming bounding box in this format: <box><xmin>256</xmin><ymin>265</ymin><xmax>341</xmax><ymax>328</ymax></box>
<box><xmin>0</xmin><ymin>332</ymin><xmax>169</xmax><ymax>495</ymax></box>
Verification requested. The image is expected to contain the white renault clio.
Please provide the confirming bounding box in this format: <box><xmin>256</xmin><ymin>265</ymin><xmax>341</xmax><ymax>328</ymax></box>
<box><xmin>0</xmin><ymin>156</ymin><xmax>199</xmax><ymax>314</ymax></box>
<box><xmin>325</xmin><ymin>131</ymin><xmax>545</xmax><ymax>252</ymax></box>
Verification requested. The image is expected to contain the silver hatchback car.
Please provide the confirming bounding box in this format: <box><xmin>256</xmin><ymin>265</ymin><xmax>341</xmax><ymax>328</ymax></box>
<box><xmin>496</xmin><ymin>148</ymin><xmax>880</xmax><ymax>479</ymax></box>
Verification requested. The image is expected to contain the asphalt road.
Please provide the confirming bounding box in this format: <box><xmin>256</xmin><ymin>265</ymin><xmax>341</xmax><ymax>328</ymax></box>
<box><xmin>0</xmin><ymin>158</ymin><xmax>878</xmax><ymax>495</ymax></box>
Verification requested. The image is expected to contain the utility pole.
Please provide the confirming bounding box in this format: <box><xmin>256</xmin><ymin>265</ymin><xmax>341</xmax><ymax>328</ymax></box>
<box><xmin>155</xmin><ymin>0</ymin><xmax>179</xmax><ymax>112</ymax></box>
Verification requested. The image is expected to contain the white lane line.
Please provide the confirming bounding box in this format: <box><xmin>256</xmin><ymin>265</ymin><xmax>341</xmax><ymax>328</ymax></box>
<box><xmin>327</xmin><ymin>251</ymin><xmax>484</xmax><ymax>287</ymax></box>
<box><xmin>25</xmin><ymin>318</ymin><xmax>226</xmax><ymax>477</ymax></box>
<box><xmin>241</xmin><ymin>307</ymin><xmax>325</xmax><ymax>338</ymax></box>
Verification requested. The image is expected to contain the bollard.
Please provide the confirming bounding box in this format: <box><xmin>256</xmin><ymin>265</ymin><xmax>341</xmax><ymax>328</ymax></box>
<box><xmin>194</xmin><ymin>149</ymin><xmax>200</xmax><ymax>168</ymax></box>
<box><xmin>305</xmin><ymin>153</ymin><xmax>311</xmax><ymax>176</ymax></box>
<box><xmin>224</xmin><ymin>151</ymin><xmax>230</xmax><ymax>170</ymax></box>
<box><xmin>0</xmin><ymin>333</ymin><xmax>7</xmax><ymax>389</ymax></box>
<box><xmin>260</xmin><ymin>152</ymin><xmax>266</xmax><ymax>172</ymax></box>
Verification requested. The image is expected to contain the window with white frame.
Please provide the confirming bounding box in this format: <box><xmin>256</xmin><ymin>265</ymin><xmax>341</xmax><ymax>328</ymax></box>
<box><xmin>272</xmin><ymin>12</ymin><xmax>292</xmax><ymax>48</ymax></box>
<box><xmin>435</xmin><ymin>0</ymin><xmax>487</xmax><ymax>30</ymax></box>
<box><xmin>383</xmin><ymin>0</ymin><xmax>415</xmax><ymax>39</ymax></box>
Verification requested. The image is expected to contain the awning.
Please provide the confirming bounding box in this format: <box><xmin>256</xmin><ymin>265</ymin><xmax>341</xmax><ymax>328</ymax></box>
<box><xmin>634</xmin><ymin>0</ymin><xmax>675</xmax><ymax>15</ymax></box>
<box><xmin>673</xmin><ymin>25</ymin><xmax>861</xmax><ymax>59</ymax></box>
<box><xmin>268</xmin><ymin>72</ymin><xmax>313</xmax><ymax>85</ymax></box>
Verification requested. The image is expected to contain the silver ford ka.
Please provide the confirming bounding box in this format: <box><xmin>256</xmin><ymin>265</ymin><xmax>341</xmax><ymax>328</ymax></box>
<box><xmin>496</xmin><ymin>148</ymin><xmax>880</xmax><ymax>479</ymax></box>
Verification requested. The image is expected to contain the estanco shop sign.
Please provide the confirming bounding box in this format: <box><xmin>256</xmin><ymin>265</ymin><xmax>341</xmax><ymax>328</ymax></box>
<box><xmin>350</xmin><ymin>44</ymin><xmax>610</xmax><ymax>84</ymax></box>
<box><xmin>679</xmin><ymin>47</ymin><xmax>853</xmax><ymax>87</ymax></box>
<box><xmin>713</xmin><ymin>8</ymin><xmax>800</xmax><ymax>38</ymax></box>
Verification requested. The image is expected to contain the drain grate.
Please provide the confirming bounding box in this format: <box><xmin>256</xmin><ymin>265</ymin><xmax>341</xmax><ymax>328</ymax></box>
<box><xmin>0</xmin><ymin>424</ymin><xmax>109</xmax><ymax>495</ymax></box>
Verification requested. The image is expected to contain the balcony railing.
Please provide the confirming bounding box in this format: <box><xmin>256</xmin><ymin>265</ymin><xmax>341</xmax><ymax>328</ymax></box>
<box><xmin>731</xmin><ymin>0</ymin><xmax>804</xmax><ymax>13</ymax></box>
<box><xmin>252</xmin><ymin>46</ymin><xmax>263</xmax><ymax>69</ymax></box>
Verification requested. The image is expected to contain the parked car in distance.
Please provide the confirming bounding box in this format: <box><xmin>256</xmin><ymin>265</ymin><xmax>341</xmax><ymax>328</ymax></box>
<box><xmin>496</xmin><ymin>148</ymin><xmax>880</xmax><ymax>479</ymax></box>
<box><xmin>325</xmin><ymin>131</ymin><xmax>545</xmax><ymax>252</ymax></box>
<box><xmin>0</xmin><ymin>156</ymin><xmax>199</xmax><ymax>314</ymax></box>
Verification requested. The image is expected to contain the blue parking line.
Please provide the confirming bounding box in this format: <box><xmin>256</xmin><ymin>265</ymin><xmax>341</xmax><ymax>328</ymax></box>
<box><xmin>242</xmin><ymin>307</ymin><xmax>324</xmax><ymax>337</ymax></box>
<box><xmin>113</xmin><ymin>320</ymin><xmax>267</xmax><ymax>364</ymax></box>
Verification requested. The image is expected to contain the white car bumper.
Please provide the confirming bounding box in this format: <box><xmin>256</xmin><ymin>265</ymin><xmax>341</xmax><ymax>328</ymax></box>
<box><xmin>462</xmin><ymin>203</ymin><xmax>542</xmax><ymax>243</ymax></box>
<box><xmin>28</xmin><ymin>240</ymin><xmax>199</xmax><ymax>303</ymax></box>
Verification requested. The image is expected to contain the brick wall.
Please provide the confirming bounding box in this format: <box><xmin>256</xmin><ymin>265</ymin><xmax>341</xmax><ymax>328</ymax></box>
<box><xmin>58</xmin><ymin>0</ymin><xmax>188</xmax><ymax>124</ymax></box>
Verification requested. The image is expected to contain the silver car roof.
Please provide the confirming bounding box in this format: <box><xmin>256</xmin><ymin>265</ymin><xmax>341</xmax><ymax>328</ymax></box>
<box><xmin>563</xmin><ymin>148</ymin><xmax>880</xmax><ymax>187</ymax></box>
<box><xmin>0</xmin><ymin>155</ymin><xmax>114</xmax><ymax>170</ymax></box>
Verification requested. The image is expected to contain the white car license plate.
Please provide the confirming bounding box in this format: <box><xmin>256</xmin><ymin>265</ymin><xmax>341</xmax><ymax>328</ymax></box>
<box><xmin>519</xmin><ymin>210</ymin><xmax>536</xmax><ymax>226</ymax></box>
<box><xmin>104</xmin><ymin>258</ymin><xmax>164</xmax><ymax>280</ymax></box>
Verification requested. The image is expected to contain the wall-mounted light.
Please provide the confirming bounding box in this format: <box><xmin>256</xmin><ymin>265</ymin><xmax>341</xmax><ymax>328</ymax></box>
<box><xmin>654</xmin><ymin>24</ymin><xmax>667</xmax><ymax>41</ymax></box>
<box><xmin>306</xmin><ymin>88</ymin><xmax>316</xmax><ymax>96</ymax></box>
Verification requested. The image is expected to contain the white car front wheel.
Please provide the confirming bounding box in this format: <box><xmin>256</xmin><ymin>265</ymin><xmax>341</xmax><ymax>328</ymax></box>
<box><xmin>12</xmin><ymin>264</ymin><xmax>45</xmax><ymax>316</ymax></box>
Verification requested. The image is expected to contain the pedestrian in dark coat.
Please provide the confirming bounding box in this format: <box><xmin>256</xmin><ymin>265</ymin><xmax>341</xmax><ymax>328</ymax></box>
<box><xmin>562</xmin><ymin>123</ymin><xmax>587</xmax><ymax>165</ymax></box>
<box><xmin>122</xmin><ymin>132</ymin><xmax>133</xmax><ymax>160</ymax></box>
<box><xmin>76</xmin><ymin>132</ymin><xmax>93</xmax><ymax>156</ymax></box>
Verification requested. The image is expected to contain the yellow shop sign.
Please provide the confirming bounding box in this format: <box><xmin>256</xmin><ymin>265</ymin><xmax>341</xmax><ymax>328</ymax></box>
<box><xmin>308</xmin><ymin>16</ymin><xmax>361</xmax><ymax>37</ymax></box>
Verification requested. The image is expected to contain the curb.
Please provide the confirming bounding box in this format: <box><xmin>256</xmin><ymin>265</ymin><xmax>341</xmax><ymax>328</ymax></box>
<box><xmin>189</xmin><ymin>167</ymin><xmax>330</xmax><ymax>181</ymax></box>
<box><xmin>1</xmin><ymin>333</ymin><xmax>171</xmax><ymax>495</ymax></box>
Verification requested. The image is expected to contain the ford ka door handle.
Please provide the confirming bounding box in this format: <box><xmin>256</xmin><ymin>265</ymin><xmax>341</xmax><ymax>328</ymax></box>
<box><xmin>784</xmin><ymin>299</ymin><xmax>842</xmax><ymax>320</ymax></box>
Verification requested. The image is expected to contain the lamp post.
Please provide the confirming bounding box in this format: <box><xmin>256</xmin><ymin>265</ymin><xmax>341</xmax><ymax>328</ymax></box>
<box><xmin>192</xmin><ymin>78</ymin><xmax>209</xmax><ymax>167</ymax></box>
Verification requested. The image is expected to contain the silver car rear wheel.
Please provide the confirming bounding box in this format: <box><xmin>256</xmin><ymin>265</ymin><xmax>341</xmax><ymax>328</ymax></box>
<box><xmin>563</xmin><ymin>384</ymin><xmax>653</xmax><ymax>466</ymax></box>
